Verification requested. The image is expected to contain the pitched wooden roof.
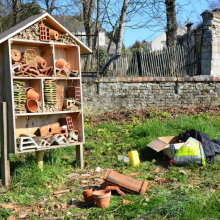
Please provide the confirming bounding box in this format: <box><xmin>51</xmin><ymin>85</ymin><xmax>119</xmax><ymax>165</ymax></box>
<box><xmin>0</xmin><ymin>12</ymin><xmax>92</xmax><ymax>55</ymax></box>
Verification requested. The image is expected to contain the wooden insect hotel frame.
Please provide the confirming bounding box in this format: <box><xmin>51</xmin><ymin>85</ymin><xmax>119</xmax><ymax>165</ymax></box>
<box><xmin>0</xmin><ymin>13</ymin><xmax>92</xmax><ymax>176</ymax></box>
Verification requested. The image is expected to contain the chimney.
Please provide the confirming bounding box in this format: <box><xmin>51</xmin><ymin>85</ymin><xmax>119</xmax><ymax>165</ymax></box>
<box><xmin>185</xmin><ymin>22</ymin><xmax>188</xmax><ymax>30</ymax></box>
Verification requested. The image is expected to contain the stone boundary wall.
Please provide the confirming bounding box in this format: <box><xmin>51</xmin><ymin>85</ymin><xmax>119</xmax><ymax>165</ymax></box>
<box><xmin>82</xmin><ymin>77</ymin><xmax>220</xmax><ymax>115</ymax></box>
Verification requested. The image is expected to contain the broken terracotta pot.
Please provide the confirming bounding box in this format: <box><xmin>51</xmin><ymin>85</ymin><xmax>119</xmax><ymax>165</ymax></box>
<box><xmin>93</xmin><ymin>190</ymin><xmax>111</xmax><ymax>208</ymax></box>
<box><xmin>102</xmin><ymin>184</ymin><xmax>126</xmax><ymax>197</ymax></box>
<box><xmin>49</xmin><ymin>29</ymin><xmax>59</xmax><ymax>40</ymax></box>
<box><xmin>11</xmin><ymin>49</ymin><xmax>21</xmax><ymax>63</ymax></box>
<box><xmin>103</xmin><ymin>170</ymin><xmax>149</xmax><ymax>195</ymax></box>
<box><xmin>39</xmin><ymin>66</ymin><xmax>53</xmax><ymax>77</ymax></box>
<box><xmin>26</xmin><ymin>99</ymin><xmax>38</xmax><ymax>113</ymax></box>
<box><xmin>36</xmin><ymin>56</ymin><xmax>47</xmax><ymax>68</ymax></box>
<box><xmin>83</xmin><ymin>188</ymin><xmax>95</xmax><ymax>204</ymax></box>
<box><xmin>55</xmin><ymin>59</ymin><xmax>70</xmax><ymax>71</ymax></box>
<box><xmin>26</xmin><ymin>87</ymin><xmax>40</xmax><ymax>101</ymax></box>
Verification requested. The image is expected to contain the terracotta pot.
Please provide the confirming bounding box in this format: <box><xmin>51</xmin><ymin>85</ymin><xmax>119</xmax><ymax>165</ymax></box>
<box><xmin>26</xmin><ymin>87</ymin><xmax>40</xmax><ymax>101</ymax></box>
<box><xmin>83</xmin><ymin>188</ymin><xmax>95</xmax><ymax>204</ymax></box>
<box><xmin>26</xmin><ymin>99</ymin><xmax>38</xmax><ymax>113</ymax></box>
<box><xmin>11</xmin><ymin>49</ymin><xmax>21</xmax><ymax>63</ymax></box>
<box><xmin>93</xmin><ymin>190</ymin><xmax>111</xmax><ymax>208</ymax></box>
<box><xmin>36</xmin><ymin>56</ymin><xmax>47</xmax><ymax>68</ymax></box>
<box><xmin>55</xmin><ymin>59</ymin><xmax>70</xmax><ymax>71</ymax></box>
<box><xmin>49</xmin><ymin>29</ymin><xmax>59</xmax><ymax>40</ymax></box>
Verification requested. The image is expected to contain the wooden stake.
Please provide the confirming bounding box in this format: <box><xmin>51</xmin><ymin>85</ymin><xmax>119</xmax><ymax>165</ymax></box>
<box><xmin>0</xmin><ymin>102</ymin><xmax>10</xmax><ymax>186</ymax></box>
<box><xmin>35</xmin><ymin>150</ymin><xmax>43</xmax><ymax>170</ymax></box>
<box><xmin>76</xmin><ymin>144</ymin><xmax>84</xmax><ymax>169</ymax></box>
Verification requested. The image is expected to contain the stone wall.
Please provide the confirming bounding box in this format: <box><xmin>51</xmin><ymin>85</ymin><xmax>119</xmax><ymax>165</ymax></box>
<box><xmin>201</xmin><ymin>10</ymin><xmax>220</xmax><ymax>76</ymax></box>
<box><xmin>82</xmin><ymin>77</ymin><xmax>220</xmax><ymax>115</ymax></box>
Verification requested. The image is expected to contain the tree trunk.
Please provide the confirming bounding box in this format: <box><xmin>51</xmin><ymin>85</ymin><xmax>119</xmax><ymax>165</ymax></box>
<box><xmin>116</xmin><ymin>0</ymin><xmax>128</xmax><ymax>54</ymax></box>
<box><xmin>82</xmin><ymin>0</ymin><xmax>95</xmax><ymax>48</ymax></box>
<box><xmin>12</xmin><ymin>0</ymin><xmax>20</xmax><ymax>25</ymax></box>
<box><xmin>165</xmin><ymin>0</ymin><xmax>178</xmax><ymax>49</ymax></box>
<box><xmin>107</xmin><ymin>24</ymin><xmax>118</xmax><ymax>54</ymax></box>
<box><xmin>45</xmin><ymin>0</ymin><xmax>56</xmax><ymax>14</ymax></box>
<box><xmin>82</xmin><ymin>0</ymin><xmax>95</xmax><ymax>72</ymax></box>
<box><xmin>93</xmin><ymin>0</ymin><xmax>100</xmax><ymax>51</ymax></box>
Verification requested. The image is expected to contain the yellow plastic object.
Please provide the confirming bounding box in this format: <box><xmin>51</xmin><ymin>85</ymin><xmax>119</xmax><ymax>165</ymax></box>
<box><xmin>128</xmin><ymin>150</ymin><xmax>140</xmax><ymax>166</ymax></box>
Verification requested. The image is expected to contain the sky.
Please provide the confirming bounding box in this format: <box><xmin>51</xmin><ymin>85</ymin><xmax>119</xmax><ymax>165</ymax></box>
<box><xmin>122</xmin><ymin>0</ymin><xmax>210</xmax><ymax>48</ymax></box>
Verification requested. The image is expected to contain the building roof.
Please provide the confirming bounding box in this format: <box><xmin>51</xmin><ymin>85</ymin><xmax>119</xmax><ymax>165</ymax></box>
<box><xmin>0</xmin><ymin>12</ymin><xmax>92</xmax><ymax>55</ymax></box>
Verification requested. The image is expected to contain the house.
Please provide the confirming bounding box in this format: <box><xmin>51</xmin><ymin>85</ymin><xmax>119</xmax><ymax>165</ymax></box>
<box><xmin>151</xmin><ymin>26</ymin><xmax>186</xmax><ymax>51</ymax></box>
<box><xmin>55</xmin><ymin>15</ymin><xmax>116</xmax><ymax>52</ymax></box>
<box><xmin>141</xmin><ymin>40</ymin><xmax>152</xmax><ymax>51</ymax></box>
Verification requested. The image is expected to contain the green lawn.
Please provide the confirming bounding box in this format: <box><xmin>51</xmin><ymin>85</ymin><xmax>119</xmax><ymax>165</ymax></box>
<box><xmin>1</xmin><ymin>112</ymin><xmax>220</xmax><ymax>219</ymax></box>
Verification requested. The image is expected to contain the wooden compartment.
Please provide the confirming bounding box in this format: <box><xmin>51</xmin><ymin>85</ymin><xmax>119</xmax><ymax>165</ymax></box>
<box><xmin>15</xmin><ymin>112</ymin><xmax>84</xmax><ymax>152</ymax></box>
<box><xmin>13</xmin><ymin>79</ymin><xmax>43</xmax><ymax>114</ymax></box>
<box><xmin>54</xmin><ymin>45</ymin><xmax>80</xmax><ymax>74</ymax></box>
<box><xmin>11</xmin><ymin>40</ymin><xmax>54</xmax><ymax>77</ymax></box>
<box><xmin>44</xmin><ymin>79</ymin><xmax>81</xmax><ymax>112</ymax></box>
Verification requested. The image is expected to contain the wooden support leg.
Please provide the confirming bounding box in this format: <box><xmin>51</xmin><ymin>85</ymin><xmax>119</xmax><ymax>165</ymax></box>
<box><xmin>35</xmin><ymin>151</ymin><xmax>43</xmax><ymax>171</ymax></box>
<box><xmin>76</xmin><ymin>144</ymin><xmax>84</xmax><ymax>169</ymax></box>
<box><xmin>1</xmin><ymin>102</ymin><xmax>10</xmax><ymax>186</ymax></box>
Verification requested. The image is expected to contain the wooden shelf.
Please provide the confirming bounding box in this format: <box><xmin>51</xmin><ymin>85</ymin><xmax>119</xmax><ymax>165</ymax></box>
<box><xmin>13</xmin><ymin>76</ymin><xmax>81</xmax><ymax>80</ymax></box>
<box><xmin>15</xmin><ymin>110</ymin><xmax>82</xmax><ymax>116</ymax></box>
<box><xmin>11</xmin><ymin>38</ymin><xmax>77</xmax><ymax>48</ymax></box>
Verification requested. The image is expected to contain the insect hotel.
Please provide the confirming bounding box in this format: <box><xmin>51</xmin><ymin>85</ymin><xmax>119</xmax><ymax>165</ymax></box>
<box><xmin>0</xmin><ymin>13</ymin><xmax>92</xmax><ymax>179</ymax></box>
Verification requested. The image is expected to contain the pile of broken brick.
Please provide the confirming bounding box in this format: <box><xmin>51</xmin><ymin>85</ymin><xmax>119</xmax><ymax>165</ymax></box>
<box><xmin>17</xmin><ymin>116</ymin><xmax>80</xmax><ymax>151</ymax></box>
<box><xmin>12</xmin><ymin>48</ymin><xmax>53</xmax><ymax>77</ymax></box>
<box><xmin>54</xmin><ymin>169</ymin><xmax>150</xmax><ymax>209</ymax></box>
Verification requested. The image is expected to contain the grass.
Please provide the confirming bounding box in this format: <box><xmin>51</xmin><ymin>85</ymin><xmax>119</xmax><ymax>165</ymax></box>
<box><xmin>1</xmin><ymin>112</ymin><xmax>220</xmax><ymax>219</ymax></box>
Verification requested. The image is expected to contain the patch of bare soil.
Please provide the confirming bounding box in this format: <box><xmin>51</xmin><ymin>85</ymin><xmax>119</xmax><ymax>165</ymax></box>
<box><xmin>85</xmin><ymin>106</ymin><xmax>220</xmax><ymax>124</ymax></box>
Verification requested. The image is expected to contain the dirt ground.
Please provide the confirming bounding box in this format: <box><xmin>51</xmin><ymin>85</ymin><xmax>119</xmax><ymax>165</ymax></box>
<box><xmin>86</xmin><ymin>105</ymin><xmax>220</xmax><ymax>124</ymax></box>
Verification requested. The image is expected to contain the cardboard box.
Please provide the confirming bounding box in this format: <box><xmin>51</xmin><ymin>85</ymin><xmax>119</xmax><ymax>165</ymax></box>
<box><xmin>147</xmin><ymin>136</ymin><xmax>184</xmax><ymax>159</ymax></box>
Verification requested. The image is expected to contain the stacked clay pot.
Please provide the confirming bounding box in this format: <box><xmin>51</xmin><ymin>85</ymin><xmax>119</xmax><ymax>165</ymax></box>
<box><xmin>26</xmin><ymin>87</ymin><xmax>40</xmax><ymax>113</ymax></box>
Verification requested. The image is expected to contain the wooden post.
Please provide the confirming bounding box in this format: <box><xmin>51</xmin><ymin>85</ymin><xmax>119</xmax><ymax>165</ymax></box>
<box><xmin>0</xmin><ymin>102</ymin><xmax>10</xmax><ymax>186</ymax></box>
<box><xmin>35</xmin><ymin>150</ymin><xmax>43</xmax><ymax>170</ymax></box>
<box><xmin>76</xmin><ymin>144</ymin><xmax>84</xmax><ymax>169</ymax></box>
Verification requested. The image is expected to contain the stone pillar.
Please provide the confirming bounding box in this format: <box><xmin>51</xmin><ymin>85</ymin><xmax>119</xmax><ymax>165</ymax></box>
<box><xmin>201</xmin><ymin>10</ymin><xmax>220</xmax><ymax>76</ymax></box>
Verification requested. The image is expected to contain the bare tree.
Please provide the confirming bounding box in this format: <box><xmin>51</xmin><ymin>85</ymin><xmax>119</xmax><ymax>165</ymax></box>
<box><xmin>81</xmin><ymin>0</ymin><xmax>96</xmax><ymax>48</ymax></box>
<box><xmin>165</xmin><ymin>0</ymin><xmax>178</xmax><ymax>49</ymax></box>
<box><xmin>116</xmin><ymin>0</ymin><xmax>128</xmax><ymax>53</ymax></box>
<box><xmin>12</xmin><ymin>0</ymin><xmax>20</xmax><ymax>25</ymax></box>
<box><xmin>44</xmin><ymin>0</ymin><xmax>56</xmax><ymax>14</ymax></box>
<box><xmin>208</xmin><ymin>0</ymin><xmax>220</xmax><ymax>9</ymax></box>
